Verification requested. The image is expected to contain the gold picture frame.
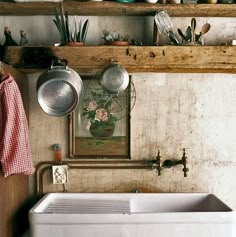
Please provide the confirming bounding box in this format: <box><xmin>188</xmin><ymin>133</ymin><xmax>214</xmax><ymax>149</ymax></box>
<box><xmin>69</xmin><ymin>76</ymin><xmax>132</xmax><ymax>159</ymax></box>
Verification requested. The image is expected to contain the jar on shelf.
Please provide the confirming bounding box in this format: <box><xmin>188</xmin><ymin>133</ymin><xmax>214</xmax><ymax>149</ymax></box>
<box><xmin>53</xmin><ymin>144</ymin><xmax>62</xmax><ymax>161</ymax></box>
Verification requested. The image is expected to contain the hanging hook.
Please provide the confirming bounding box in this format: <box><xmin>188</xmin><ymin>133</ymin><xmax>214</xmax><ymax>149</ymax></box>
<box><xmin>110</xmin><ymin>58</ymin><xmax>118</xmax><ymax>64</ymax></box>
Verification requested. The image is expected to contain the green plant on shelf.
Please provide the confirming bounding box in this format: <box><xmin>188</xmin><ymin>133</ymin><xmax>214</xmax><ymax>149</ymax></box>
<box><xmin>102</xmin><ymin>29</ymin><xmax>129</xmax><ymax>44</ymax></box>
<box><xmin>53</xmin><ymin>4</ymin><xmax>89</xmax><ymax>45</ymax></box>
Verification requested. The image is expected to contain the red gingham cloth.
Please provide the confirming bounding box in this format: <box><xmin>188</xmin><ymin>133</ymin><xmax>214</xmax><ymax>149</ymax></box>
<box><xmin>0</xmin><ymin>74</ymin><xmax>35</xmax><ymax>177</ymax></box>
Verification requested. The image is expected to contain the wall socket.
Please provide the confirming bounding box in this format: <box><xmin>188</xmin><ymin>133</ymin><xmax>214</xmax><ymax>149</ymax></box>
<box><xmin>52</xmin><ymin>165</ymin><xmax>69</xmax><ymax>184</ymax></box>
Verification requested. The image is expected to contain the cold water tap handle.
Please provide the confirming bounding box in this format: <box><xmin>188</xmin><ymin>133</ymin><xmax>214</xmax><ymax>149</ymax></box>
<box><xmin>181</xmin><ymin>148</ymin><xmax>189</xmax><ymax>177</ymax></box>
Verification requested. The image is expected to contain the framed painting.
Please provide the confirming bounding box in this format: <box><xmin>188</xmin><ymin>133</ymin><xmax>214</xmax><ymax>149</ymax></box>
<box><xmin>69</xmin><ymin>76</ymin><xmax>134</xmax><ymax>159</ymax></box>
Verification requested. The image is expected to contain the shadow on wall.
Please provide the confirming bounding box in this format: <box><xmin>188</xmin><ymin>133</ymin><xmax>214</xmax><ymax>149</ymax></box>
<box><xmin>8</xmin><ymin>47</ymin><xmax>57</xmax><ymax>69</ymax></box>
<box><xmin>12</xmin><ymin>196</ymin><xmax>36</xmax><ymax>237</ymax></box>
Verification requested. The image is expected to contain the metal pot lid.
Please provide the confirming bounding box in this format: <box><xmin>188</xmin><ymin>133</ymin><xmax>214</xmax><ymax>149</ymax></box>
<box><xmin>99</xmin><ymin>63</ymin><xmax>129</xmax><ymax>94</ymax></box>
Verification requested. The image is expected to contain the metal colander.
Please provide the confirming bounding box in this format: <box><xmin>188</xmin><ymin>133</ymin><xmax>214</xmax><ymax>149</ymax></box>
<box><xmin>39</xmin><ymin>80</ymin><xmax>78</xmax><ymax>116</ymax></box>
<box><xmin>37</xmin><ymin>60</ymin><xmax>83</xmax><ymax>117</ymax></box>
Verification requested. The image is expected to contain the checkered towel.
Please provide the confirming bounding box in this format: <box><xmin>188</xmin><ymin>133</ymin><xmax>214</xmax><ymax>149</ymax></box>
<box><xmin>0</xmin><ymin>74</ymin><xmax>35</xmax><ymax>177</ymax></box>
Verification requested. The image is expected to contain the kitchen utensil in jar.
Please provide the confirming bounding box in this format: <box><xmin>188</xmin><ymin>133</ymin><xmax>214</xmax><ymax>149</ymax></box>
<box><xmin>37</xmin><ymin>59</ymin><xmax>83</xmax><ymax>117</ymax></box>
<box><xmin>198</xmin><ymin>23</ymin><xmax>211</xmax><ymax>43</ymax></box>
<box><xmin>191</xmin><ymin>17</ymin><xmax>196</xmax><ymax>43</ymax></box>
<box><xmin>154</xmin><ymin>11</ymin><xmax>179</xmax><ymax>45</ymax></box>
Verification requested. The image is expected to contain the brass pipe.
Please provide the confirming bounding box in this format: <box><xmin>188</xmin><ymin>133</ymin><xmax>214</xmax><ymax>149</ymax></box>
<box><xmin>35</xmin><ymin>158</ymin><xmax>154</xmax><ymax>193</ymax></box>
<box><xmin>38</xmin><ymin>166</ymin><xmax>51</xmax><ymax>198</ymax></box>
<box><xmin>36</xmin><ymin>160</ymin><xmax>148</xmax><ymax>166</ymax></box>
<box><xmin>68</xmin><ymin>166</ymin><xmax>153</xmax><ymax>169</ymax></box>
<box><xmin>36</xmin><ymin>159</ymin><xmax>158</xmax><ymax>198</ymax></box>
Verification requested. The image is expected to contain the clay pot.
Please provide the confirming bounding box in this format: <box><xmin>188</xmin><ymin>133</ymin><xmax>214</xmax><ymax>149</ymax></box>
<box><xmin>207</xmin><ymin>0</ymin><xmax>217</xmax><ymax>3</ymax></box>
<box><xmin>109</xmin><ymin>41</ymin><xmax>129</xmax><ymax>46</ymax></box>
<box><xmin>64</xmin><ymin>42</ymin><xmax>84</xmax><ymax>46</ymax></box>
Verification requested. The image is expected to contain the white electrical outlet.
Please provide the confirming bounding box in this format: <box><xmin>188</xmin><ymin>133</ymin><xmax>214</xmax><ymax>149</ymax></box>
<box><xmin>52</xmin><ymin>165</ymin><xmax>69</xmax><ymax>184</ymax></box>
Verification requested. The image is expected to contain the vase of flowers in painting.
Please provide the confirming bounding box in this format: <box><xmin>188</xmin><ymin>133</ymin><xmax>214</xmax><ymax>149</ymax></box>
<box><xmin>89</xmin><ymin>120</ymin><xmax>115</xmax><ymax>138</ymax></box>
<box><xmin>82</xmin><ymin>93</ymin><xmax>117</xmax><ymax>138</ymax></box>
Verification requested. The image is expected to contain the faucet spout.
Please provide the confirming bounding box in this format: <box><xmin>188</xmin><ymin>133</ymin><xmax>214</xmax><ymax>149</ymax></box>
<box><xmin>162</xmin><ymin>148</ymin><xmax>189</xmax><ymax>177</ymax></box>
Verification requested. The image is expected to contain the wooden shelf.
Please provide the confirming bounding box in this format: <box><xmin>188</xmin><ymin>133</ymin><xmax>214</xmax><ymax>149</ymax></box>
<box><xmin>5</xmin><ymin>45</ymin><xmax>236</xmax><ymax>74</ymax></box>
<box><xmin>0</xmin><ymin>2</ymin><xmax>236</xmax><ymax>16</ymax></box>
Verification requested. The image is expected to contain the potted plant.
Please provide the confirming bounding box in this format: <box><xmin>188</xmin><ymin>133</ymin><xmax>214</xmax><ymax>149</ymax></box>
<box><xmin>102</xmin><ymin>30</ymin><xmax>129</xmax><ymax>46</ymax></box>
<box><xmin>53</xmin><ymin>4</ymin><xmax>89</xmax><ymax>46</ymax></box>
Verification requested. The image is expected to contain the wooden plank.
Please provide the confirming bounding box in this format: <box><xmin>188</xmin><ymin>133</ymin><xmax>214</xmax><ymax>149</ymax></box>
<box><xmin>0</xmin><ymin>173</ymin><xmax>29</xmax><ymax>237</ymax></box>
<box><xmin>0</xmin><ymin>2</ymin><xmax>236</xmax><ymax>17</ymax></box>
<box><xmin>5</xmin><ymin>45</ymin><xmax>236</xmax><ymax>74</ymax></box>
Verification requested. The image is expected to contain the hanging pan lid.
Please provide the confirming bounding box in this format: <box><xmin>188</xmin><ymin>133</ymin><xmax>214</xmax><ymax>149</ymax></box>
<box><xmin>99</xmin><ymin>62</ymin><xmax>129</xmax><ymax>94</ymax></box>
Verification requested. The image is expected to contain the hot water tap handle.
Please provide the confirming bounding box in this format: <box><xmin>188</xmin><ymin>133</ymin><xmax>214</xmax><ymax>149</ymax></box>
<box><xmin>156</xmin><ymin>149</ymin><xmax>161</xmax><ymax>176</ymax></box>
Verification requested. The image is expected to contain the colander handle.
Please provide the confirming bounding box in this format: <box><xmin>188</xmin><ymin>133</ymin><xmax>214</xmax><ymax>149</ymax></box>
<box><xmin>50</xmin><ymin>58</ymin><xmax>68</xmax><ymax>70</ymax></box>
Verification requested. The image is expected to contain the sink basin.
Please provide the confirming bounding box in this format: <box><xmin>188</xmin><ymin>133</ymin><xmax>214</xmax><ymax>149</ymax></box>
<box><xmin>131</xmin><ymin>193</ymin><xmax>231</xmax><ymax>212</ymax></box>
<box><xmin>29</xmin><ymin>193</ymin><xmax>236</xmax><ymax>237</ymax></box>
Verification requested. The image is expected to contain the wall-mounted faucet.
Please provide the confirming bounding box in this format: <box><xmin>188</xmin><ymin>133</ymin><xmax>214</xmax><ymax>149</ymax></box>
<box><xmin>162</xmin><ymin>148</ymin><xmax>189</xmax><ymax>177</ymax></box>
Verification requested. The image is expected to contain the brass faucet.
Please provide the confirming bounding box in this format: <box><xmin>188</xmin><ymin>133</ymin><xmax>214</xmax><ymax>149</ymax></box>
<box><xmin>162</xmin><ymin>148</ymin><xmax>189</xmax><ymax>177</ymax></box>
<box><xmin>143</xmin><ymin>149</ymin><xmax>161</xmax><ymax>174</ymax></box>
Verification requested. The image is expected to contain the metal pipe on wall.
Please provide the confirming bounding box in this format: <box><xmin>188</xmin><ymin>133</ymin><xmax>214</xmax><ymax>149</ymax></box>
<box><xmin>36</xmin><ymin>159</ymin><xmax>158</xmax><ymax>198</ymax></box>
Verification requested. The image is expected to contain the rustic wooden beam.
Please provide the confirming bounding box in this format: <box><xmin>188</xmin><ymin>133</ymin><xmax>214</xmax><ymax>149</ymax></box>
<box><xmin>0</xmin><ymin>2</ymin><xmax>236</xmax><ymax>17</ymax></box>
<box><xmin>5</xmin><ymin>45</ymin><xmax>236</xmax><ymax>74</ymax></box>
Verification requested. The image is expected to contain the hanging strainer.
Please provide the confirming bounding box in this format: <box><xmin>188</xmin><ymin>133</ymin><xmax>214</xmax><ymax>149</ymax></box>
<box><xmin>37</xmin><ymin>59</ymin><xmax>83</xmax><ymax>117</ymax></box>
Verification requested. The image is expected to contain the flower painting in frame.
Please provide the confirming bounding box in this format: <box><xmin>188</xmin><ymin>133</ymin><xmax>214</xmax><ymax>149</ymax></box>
<box><xmin>69</xmin><ymin>76</ymin><xmax>132</xmax><ymax>159</ymax></box>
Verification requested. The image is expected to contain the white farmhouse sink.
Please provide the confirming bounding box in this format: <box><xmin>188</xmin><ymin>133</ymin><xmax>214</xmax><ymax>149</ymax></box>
<box><xmin>29</xmin><ymin>193</ymin><xmax>236</xmax><ymax>237</ymax></box>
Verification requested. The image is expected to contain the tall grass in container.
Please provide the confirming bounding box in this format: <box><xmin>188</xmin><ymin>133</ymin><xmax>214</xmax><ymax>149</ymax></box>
<box><xmin>53</xmin><ymin>3</ymin><xmax>89</xmax><ymax>46</ymax></box>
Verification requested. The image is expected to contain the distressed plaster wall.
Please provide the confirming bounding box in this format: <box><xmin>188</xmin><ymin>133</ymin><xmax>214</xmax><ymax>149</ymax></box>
<box><xmin>27</xmin><ymin>72</ymin><xmax>236</xmax><ymax>210</ymax></box>
<box><xmin>1</xmin><ymin>15</ymin><xmax>236</xmax><ymax>209</ymax></box>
